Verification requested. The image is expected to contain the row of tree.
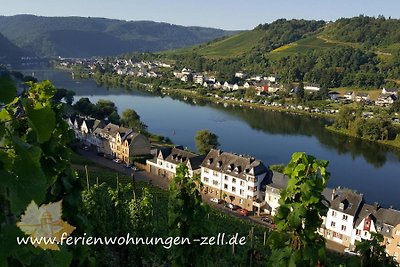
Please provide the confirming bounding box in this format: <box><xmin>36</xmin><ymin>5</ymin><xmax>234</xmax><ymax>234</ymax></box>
<box><xmin>333</xmin><ymin>106</ymin><xmax>399</xmax><ymax>141</ymax></box>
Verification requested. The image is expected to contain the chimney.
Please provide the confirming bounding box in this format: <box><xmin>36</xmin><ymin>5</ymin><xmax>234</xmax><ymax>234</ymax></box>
<box><xmin>331</xmin><ymin>188</ymin><xmax>336</xmax><ymax>201</ymax></box>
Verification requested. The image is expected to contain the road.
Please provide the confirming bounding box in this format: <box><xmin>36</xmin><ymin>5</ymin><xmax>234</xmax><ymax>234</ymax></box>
<box><xmin>76</xmin><ymin>148</ymin><xmax>347</xmax><ymax>253</ymax></box>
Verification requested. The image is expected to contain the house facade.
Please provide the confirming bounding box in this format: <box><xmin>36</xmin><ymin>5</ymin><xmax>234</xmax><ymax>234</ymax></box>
<box><xmin>146</xmin><ymin>146</ymin><xmax>205</xmax><ymax>179</ymax></box>
<box><xmin>200</xmin><ymin>149</ymin><xmax>269</xmax><ymax>211</ymax></box>
<box><xmin>324</xmin><ymin>188</ymin><xmax>363</xmax><ymax>247</ymax></box>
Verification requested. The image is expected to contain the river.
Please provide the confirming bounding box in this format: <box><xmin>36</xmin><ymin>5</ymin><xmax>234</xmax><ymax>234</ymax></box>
<box><xmin>24</xmin><ymin>68</ymin><xmax>400</xmax><ymax>208</ymax></box>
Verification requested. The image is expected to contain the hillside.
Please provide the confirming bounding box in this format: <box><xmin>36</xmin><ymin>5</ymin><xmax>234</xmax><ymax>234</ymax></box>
<box><xmin>169</xmin><ymin>19</ymin><xmax>325</xmax><ymax>59</ymax></box>
<box><xmin>0</xmin><ymin>32</ymin><xmax>32</xmax><ymax>64</ymax></box>
<box><xmin>0</xmin><ymin>15</ymin><xmax>237</xmax><ymax>58</ymax></box>
<box><xmin>162</xmin><ymin>16</ymin><xmax>400</xmax><ymax>88</ymax></box>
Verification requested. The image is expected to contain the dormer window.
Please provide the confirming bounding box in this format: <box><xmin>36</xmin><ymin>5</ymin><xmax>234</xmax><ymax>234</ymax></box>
<box><xmin>208</xmin><ymin>158</ymin><xmax>213</xmax><ymax>165</ymax></box>
<box><xmin>227</xmin><ymin>164</ymin><xmax>233</xmax><ymax>172</ymax></box>
<box><xmin>339</xmin><ymin>202</ymin><xmax>345</xmax><ymax>210</ymax></box>
<box><xmin>234</xmin><ymin>166</ymin><xmax>241</xmax><ymax>173</ymax></box>
<box><xmin>217</xmin><ymin>161</ymin><xmax>222</xmax><ymax>168</ymax></box>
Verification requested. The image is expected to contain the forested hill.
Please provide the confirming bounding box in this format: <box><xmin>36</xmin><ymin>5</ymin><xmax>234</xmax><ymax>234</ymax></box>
<box><xmin>0</xmin><ymin>15</ymin><xmax>238</xmax><ymax>58</ymax></box>
<box><xmin>0</xmin><ymin>32</ymin><xmax>32</xmax><ymax>64</ymax></box>
<box><xmin>162</xmin><ymin>16</ymin><xmax>400</xmax><ymax>88</ymax></box>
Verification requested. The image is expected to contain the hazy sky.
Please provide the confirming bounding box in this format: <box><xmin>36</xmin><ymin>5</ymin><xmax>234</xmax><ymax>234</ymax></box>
<box><xmin>1</xmin><ymin>0</ymin><xmax>399</xmax><ymax>30</ymax></box>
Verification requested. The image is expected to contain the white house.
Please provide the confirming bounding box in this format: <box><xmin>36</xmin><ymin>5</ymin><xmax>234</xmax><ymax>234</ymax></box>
<box><xmin>200</xmin><ymin>149</ymin><xmax>269</xmax><ymax>212</ymax></box>
<box><xmin>355</xmin><ymin>92</ymin><xmax>370</xmax><ymax>102</ymax></box>
<box><xmin>350</xmin><ymin>204</ymin><xmax>378</xmax><ymax>248</ymax></box>
<box><xmin>382</xmin><ymin>88</ymin><xmax>398</xmax><ymax>96</ymax></box>
<box><xmin>146</xmin><ymin>146</ymin><xmax>205</xmax><ymax>180</ymax></box>
<box><xmin>324</xmin><ymin>188</ymin><xmax>363</xmax><ymax>247</ymax></box>
<box><xmin>343</xmin><ymin>91</ymin><xmax>355</xmax><ymax>101</ymax></box>
<box><xmin>304</xmin><ymin>83</ymin><xmax>321</xmax><ymax>92</ymax></box>
<box><xmin>376</xmin><ymin>93</ymin><xmax>397</xmax><ymax>106</ymax></box>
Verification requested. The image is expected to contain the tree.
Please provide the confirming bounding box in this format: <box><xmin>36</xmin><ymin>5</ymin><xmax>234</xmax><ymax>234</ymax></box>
<box><xmin>355</xmin><ymin>232</ymin><xmax>398</xmax><ymax>267</ymax></box>
<box><xmin>194</xmin><ymin>129</ymin><xmax>220</xmax><ymax>154</ymax></box>
<box><xmin>108</xmin><ymin>110</ymin><xmax>120</xmax><ymax>124</ymax></box>
<box><xmin>120</xmin><ymin>108</ymin><xmax>148</xmax><ymax>132</ymax></box>
<box><xmin>94</xmin><ymin>99</ymin><xmax>118</xmax><ymax>119</ymax></box>
<box><xmin>73</xmin><ymin>97</ymin><xmax>94</xmax><ymax>115</ymax></box>
<box><xmin>267</xmin><ymin>152</ymin><xmax>330</xmax><ymax>267</ymax></box>
<box><xmin>168</xmin><ymin>164</ymin><xmax>210</xmax><ymax>266</ymax></box>
<box><xmin>296</xmin><ymin>81</ymin><xmax>305</xmax><ymax>102</ymax></box>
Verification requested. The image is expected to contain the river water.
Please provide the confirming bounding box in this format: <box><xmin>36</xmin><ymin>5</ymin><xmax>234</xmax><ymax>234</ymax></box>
<box><xmin>24</xmin><ymin>68</ymin><xmax>400</xmax><ymax>208</ymax></box>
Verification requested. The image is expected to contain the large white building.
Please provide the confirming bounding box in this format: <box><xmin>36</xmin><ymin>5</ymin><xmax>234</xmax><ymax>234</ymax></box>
<box><xmin>324</xmin><ymin>188</ymin><xmax>363</xmax><ymax>247</ymax></box>
<box><xmin>200</xmin><ymin>149</ymin><xmax>269</xmax><ymax>212</ymax></box>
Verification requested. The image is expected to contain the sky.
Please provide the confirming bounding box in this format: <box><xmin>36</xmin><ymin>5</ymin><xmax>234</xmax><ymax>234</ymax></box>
<box><xmin>1</xmin><ymin>0</ymin><xmax>400</xmax><ymax>30</ymax></box>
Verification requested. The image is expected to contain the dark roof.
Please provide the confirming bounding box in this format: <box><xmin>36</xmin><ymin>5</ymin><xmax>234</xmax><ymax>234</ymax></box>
<box><xmin>188</xmin><ymin>155</ymin><xmax>206</xmax><ymax>170</ymax></box>
<box><xmin>158</xmin><ymin>147</ymin><xmax>172</xmax><ymax>159</ymax></box>
<box><xmin>384</xmin><ymin>88</ymin><xmax>398</xmax><ymax>93</ymax></box>
<box><xmin>375</xmin><ymin>208</ymin><xmax>400</xmax><ymax>237</ymax></box>
<box><xmin>74</xmin><ymin>117</ymin><xmax>84</xmax><ymax>128</ymax></box>
<box><xmin>378</xmin><ymin>93</ymin><xmax>397</xmax><ymax>100</ymax></box>
<box><xmin>354</xmin><ymin>203</ymin><xmax>378</xmax><ymax>227</ymax></box>
<box><xmin>101</xmin><ymin>123</ymin><xmax>130</xmax><ymax>137</ymax></box>
<box><xmin>356</xmin><ymin>92</ymin><xmax>369</xmax><ymax>97</ymax></box>
<box><xmin>200</xmin><ymin>149</ymin><xmax>268</xmax><ymax>180</ymax></box>
<box><xmin>266</xmin><ymin>171</ymin><xmax>333</xmax><ymax>204</ymax></box>
<box><xmin>164</xmin><ymin>147</ymin><xmax>200</xmax><ymax>169</ymax></box>
<box><xmin>330</xmin><ymin>188</ymin><xmax>363</xmax><ymax>217</ymax></box>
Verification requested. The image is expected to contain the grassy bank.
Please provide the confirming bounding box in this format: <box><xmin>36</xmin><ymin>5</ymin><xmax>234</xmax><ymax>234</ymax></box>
<box><xmin>325</xmin><ymin>125</ymin><xmax>400</xmax><ymax>150</ymax></box>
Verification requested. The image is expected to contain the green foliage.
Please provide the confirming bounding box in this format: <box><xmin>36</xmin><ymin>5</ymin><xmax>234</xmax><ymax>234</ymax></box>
<box><xmin>168</xmin><ymin>164</ymin><xmax>210</xmax><ymax>266</ymax></box>
<box><xmin>355</xmin><ymin>232</ymin><xmax>399</xmax><ymax>267</ymax></box>
<box><xmin>82</xmin><ymin>183</ymin><xmax>154</xmax><ymax>266</ymax></box>
<box><xmin>267</xmin><ymin>152</ymin><xmax>330</xmax><ymax>267</ymax></box>
<box><xmin>323</xmin><ymin>15</ymin><xmax>400</xmax><ymax>47</ymax></box>
<box><xmin>194</xmin><ymin>129</ymin><xmax>220</xmax><ymax>154</ymax></box>
<box><xmin>120</xmin><ymin>108</ymin><xmax>148</xmax><ymax>133</ymax></box>
<box><xmin>0</xmin><ymin>77</ymin><xmax>90</xmax><ymax>266</ymax></box>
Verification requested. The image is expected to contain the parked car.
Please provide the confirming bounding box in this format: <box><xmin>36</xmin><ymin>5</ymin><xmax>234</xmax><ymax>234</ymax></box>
<box><xmin>261</xmin><ymin>216</ymin><xmax>273</xmax><ymax>224</ymax></box>
<box><xmin>131</xmin><ymin>166</ymin><xmax>138</xmax><ymax>172</ymax></box>
<box><xmin>210</xmin><ymin>198</ymin><xmax>223</xmax><ymax>204</ymax></box>
<box><xmin>344</xmin><ymin>248</ymin><xmax>360</xmax><ymax>256</ymax></box>
<box><xmin>113</xmin><ymin>158</ymin><xmax>122</xmax><ymax>164</ymax></box>
<box><xmin>125</xmin><ymin>163</ymin><xmax>133</xmax><ymax>168</ymax></box>
<box><xmin>82</xmin><ymin>146</ymin><xmax>89</xmax><ymax>151</ymax></box>
<box><xmin>237</xmin><ymin>208</ymin><xmax>249</xmax><ymax>216</ymax></box>
<box><xmin>225</xmin><ymin>203</ymin><xmax>239</xmax><ymax>210</ymax></box>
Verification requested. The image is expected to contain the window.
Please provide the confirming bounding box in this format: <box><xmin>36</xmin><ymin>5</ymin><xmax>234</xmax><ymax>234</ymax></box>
<box><xmin>364</xmin><ymin>231</ymin><xmax>368</xmax><ymax>237</ymax></box>
<box><xmin>224</xmin><ymin>184</ymin><xmax>228</xmax><ymax>189</ymax></box>
<box><xmin>213</xmin><ymin>180</ymin><xmax>219</xmax><ymax>186</ymax></box>
<box><xmin>356</xmin><ymin>229</ymin><xmax>361</xmax><ymax>236</ymax></box>
<box><xmin>331</xmin><ymin>222</ymin><xmax>336</xmax><ymax>227</ymax></box>
<box><xmin>232</xmin><ymin>186</ymin><xmax>236</xmax><ymax>193</ymax></box>
<box><xmin>396</xmin><ymin>230</ymin><xmax>400</xmax><ymax>236</ymax></box>
<box><xmin>203</xmin><ymin>168</ymin><xmax>209</xmax><ymax>174</ymax></box>
<box><xmin>394</xmin><ymin>252</ymin><xmax>398</xmax><ymax>261</ymax></box>
<box><xmin>240</xmin><ymin>181</ymin><xmax>245</xmax><ymax>186</ymax></box>
<box><xmin>341</xmin><ymin>225</ymin><xmax>346</xmax><ymax>231</ymax></box>
<box><xmin>224</xmin><ymin>175</ymin><xmax>228</xmax><ymax>181</ymax></box>
<box><xmin>204</xmin><ymin>177</ymin><xmax>209</xmax><ymax>183</ymax></box>
<box><xmin>232</xmin><ymin>178</ymin><xmax>236</xmax><ymax>184</ymax></box>
<box><xmin>342</xmin><ymin>214</ymin><xmax>348</xmax><ymax>221</ymax></box>
<box><xmin>213</xmin><ymin>171</ymin><xmax>218</xmax><ymax>176</ymax></box>
<box><xmin>240</xmin><ymin>189</ymin><xmax>244</xmax><ymax>196</ymax></box>
<box><xmin>387</xmin><ymin>238</ymin><xmax>391</xmax><ymax>245</ymax></box>
<box><xmin>331</xmin><ymin>211</ymin><xmax>337</xmax><ymax>217</ymax></box>
<box><xmin>397</xmin><ymin>242</ymin><xmax>400</xmax><ymax>248</ymax></box>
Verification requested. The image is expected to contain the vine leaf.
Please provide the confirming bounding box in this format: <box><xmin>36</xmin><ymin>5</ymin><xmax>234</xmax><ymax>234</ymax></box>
<box><xmin>5</xmin><ymin>138</ymin><xmax>47</xmax><ymax>212</ymax></box>
<box><xmin>17</xmin><ymin>200</ymin><xmax>76</xmax><ymax>251</ymax></box>
<box><xmin>0</xmin><ymin>77</ymin><xmax>16</xmax><ymax>104</ymax></box>
<box><xmin>26</xmin><ymin>106</ymin><xmax>56</xmax><ymax>143</ymax></box>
